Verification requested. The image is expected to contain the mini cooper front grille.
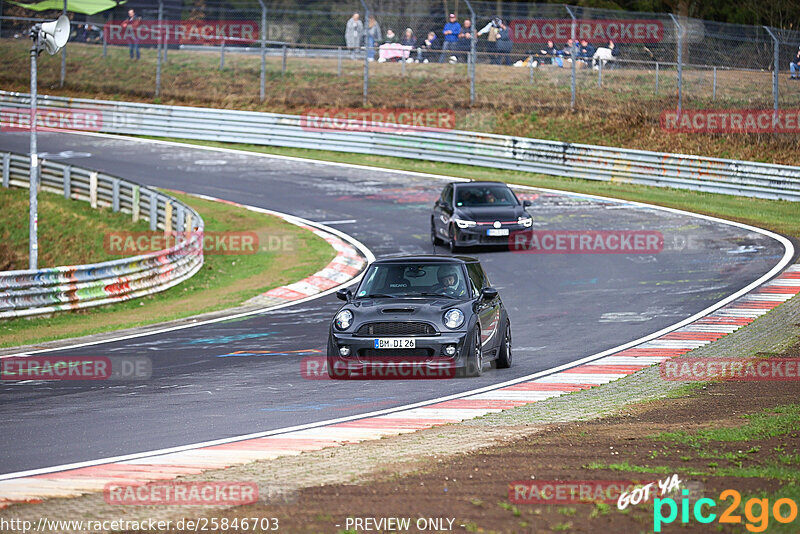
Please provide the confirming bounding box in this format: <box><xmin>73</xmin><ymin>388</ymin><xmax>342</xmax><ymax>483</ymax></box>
<box><xmin>356</xmin><ymin>322</ymin><xmax>437</xmax><ymax>337</ymax></box>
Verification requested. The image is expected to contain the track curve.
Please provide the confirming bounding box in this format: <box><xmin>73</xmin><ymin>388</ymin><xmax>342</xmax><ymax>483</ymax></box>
<box><xmin>0</xmin><ymin>132</ymin><xmax>789</xmax><ymax>475</ymax></box>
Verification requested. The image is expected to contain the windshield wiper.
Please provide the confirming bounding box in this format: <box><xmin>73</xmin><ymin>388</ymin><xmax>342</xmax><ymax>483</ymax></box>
<box><xmin>359</xmin><ymin>293</ymin><xmax>396</xmax><ymax>299</ymax></box>
<box><xmin>419</xmin><ymin>292</ymin><xmax>459</xmax><ymax>299</ymax></box>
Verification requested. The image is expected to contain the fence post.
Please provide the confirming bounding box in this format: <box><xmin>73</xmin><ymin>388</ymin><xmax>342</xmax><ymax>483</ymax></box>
<box><xmin>60</xmin><ymin>0</ymin><xmax>66</xmax><ymax>88</ymax></box>
<box><xmin>3</xmin><ymin>153</ymin><xmax>10</xmax><ymax>188</ymax></box>
<box><xmin>258</xmin><ymin>0</ymin><xmax>266</xmax><ymax>102</ymax></box>
<box><xmin>669</xmin><ymin>14</ymin><xmax>683</xmax><ymax>117</ymax></box>
<box><xmin>102</xmin><ymin>24</ymin><xmax>107</xmax><ymax>58</ymax></box>
<box><xmin>155</xmin><ymin>0</ymin><xmax>163</xmax><ymax>98</ymax></box>
<box><xmin>598</xmin><ymin>58</ymin><xmax>602</xmax><ymax>87</ymax></box>
<box><xmin>282</xmin><ymin>44</ymin><xmax>287</xmax><ymax>74</ymax></box>
<box><xmin>219</xmin><ymin>38</ymin><xmax>225</xmax><ymax>70</ymax></box>
<box><xmin>63</xmin><ymin>165</ymin><xmax>71</xmax><ymax>198</ymax></box>
<box><xmin>337</xmin><ymin>47</ymin><xmax>342</xmax><ymax>76</ymax></box>
<box><xmin>529</xmin><ymin>56</ymin><xmax>534</xmax><ymax>84</ymax></box>
<box><xmin>360</xmin><ymin>0</ymin><xmax>369</xmax><ymax>106</ymax></box>
<box><xmin>764</xmin><ymin>26</ymin><xmax>779</xmax><ymax>114</ymax></box>
<box><xmin>176</xmin><ymin>206</ymin><xmax>184</xmax><ymax>243</ymax></box>
<box><xmin>712</xmin><ymin>66</ymin><xmax>716</xmax><ymax>101</ymax></box>
<box><xmin>164</xmin><ymin>201</ymin><xmax>173</xmax><ymax>234</ymax></box>
<box><xmin>89</xmin><ymin>171</ymin><xmax>98</xmax><ymax>208</ymax></box>
<box><xmin>149</xmin><ymin>191</ymin><xmax>158</xmax><ymax>231</ymax></box>
<box><xmin>566</xmin><ymin>6</ymin><xmax>576</xmax><ymax>111</ymax></box>
<box><xmin>655</xmin><ymin>61</ymin><xmax>659</xmax><ymax>95</ymax></box>
<box><xmin>112</xmin><ymin>178</ymin><xmax>120</xmax><ymax>212</ymax></box>
<box><xmin>463</xmin><ymin>0</ymin><xmax>476</xmax><ymax>105</ymax></box>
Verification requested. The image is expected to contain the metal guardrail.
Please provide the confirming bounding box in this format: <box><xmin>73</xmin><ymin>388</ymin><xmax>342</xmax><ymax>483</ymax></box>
<box><xmin>0</xmin><ymin>151</ymin><xmax>204</xmax><ymax>319</ymax></box>
<box><xmin>1</xmin><ymin>91</ymin><xmax>799</xmax><ymax>202</ymax></box>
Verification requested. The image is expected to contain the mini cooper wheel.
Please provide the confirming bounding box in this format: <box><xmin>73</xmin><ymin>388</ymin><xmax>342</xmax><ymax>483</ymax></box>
<box><xmin>496</xmin><ymin>321</ymin><xmax>512</xmax><ymax>369</ymax></box>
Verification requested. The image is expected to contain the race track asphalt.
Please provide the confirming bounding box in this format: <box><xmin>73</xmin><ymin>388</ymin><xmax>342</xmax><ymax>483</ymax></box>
<box><xmin>0</xmin><ymin>132</ymin><xmax>788</xmax><ymax>475</ymax></box>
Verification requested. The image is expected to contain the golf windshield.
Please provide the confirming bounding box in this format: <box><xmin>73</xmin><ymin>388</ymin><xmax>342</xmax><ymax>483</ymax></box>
<box><xmin>356</xmin><ymin>263</ymin><xmax>469</xmax><ymax>299</ymax></box>
<box><xmin>455</xmin><ymin>185</ymin><xmax>518</xmax><ymax>207</ymax></box>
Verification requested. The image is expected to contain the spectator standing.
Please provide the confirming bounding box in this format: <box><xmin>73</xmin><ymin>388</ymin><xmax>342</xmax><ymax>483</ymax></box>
<box><xmin>439</xmin><ymin>13</ymin><xmax>461</xmax><ymax>63</ymax></box>
<box><xmin>455</xmin><ymin>19</ymin><xmax>474</xmax><ymax>63</ymax></box>
<box><xmin>494</xmin><ymin>19</ymin><xmax>512</xmax><ymax>65</ymax></box>
<box><xmin>120</xmin><ymin>9</ymin><xmax>141</xmax><ymax>60</ymax></box>
<box><xmin>345</xmin><ymin>13</ymin><xmax>364</xmax><ymax>59</ymax></box>
<box><xmin>790</xmin><ymin>46</ymin><xmax>800</xmax><ymax>80</ymax></box>
<box><xmin>477</xmin><ymin>17</ymin><xmax>500</xmax><ymax>64</ymax></box>
<box><xmin>366</xmin><ymin>16</ymin><xmax>381</xmax><ymax>62</ymax></box>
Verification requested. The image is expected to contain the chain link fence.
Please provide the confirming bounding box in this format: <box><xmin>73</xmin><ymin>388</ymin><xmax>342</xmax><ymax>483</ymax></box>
<box><xmin>1</xmin><ymin>1</ymin><xmax>800</xmax><ymax>120</ymax></box>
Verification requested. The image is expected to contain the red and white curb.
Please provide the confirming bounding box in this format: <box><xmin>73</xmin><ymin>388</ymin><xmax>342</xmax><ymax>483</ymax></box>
<box><xmin>1</xmin><ymin>264</ymin><xmax>797</xmax><ymax>508</ymax></box>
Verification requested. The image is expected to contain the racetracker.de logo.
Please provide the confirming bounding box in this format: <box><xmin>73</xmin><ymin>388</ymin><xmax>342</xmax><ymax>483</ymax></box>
<box><xmin>510</xmin><ymin>230</ymin><xmax>663</xmax><ymax>254</ymax></box>
<box><xmin>660</xmin><ymin>109</ymin><xmax>800</xmax><ymax>134</ymax></box>
<box><xmin>300</xmin><ymin>108</ymin><xmax>456</xmax><ymax>133</ymax></box>
<box><xmin>510</xmin><ymin>480</ymin><xmax>651</xmax><ymax>504</ymax></box>
<box><xmin>104</xmin><ymin>20</ymin><xmax>258</xmax><ymax>45</ymax></box>
<box><xmin>660</xmin><ymin>358</ymin><xmax>800</xmax><ymax>381</ymax></box>
<box><xmin>1</xmin><ymin>108</ymin><xmax>102</xmax><ymax>133</ymax></box>
<box><xmin>301</xmin><ymin>356</ymin><xmax>456</xmax><ymax>379</ymax></box>
<box><xmin>103</xmin><ymin>231</ymin><xmax>267</xmax><ymax>256</ymax></box>
<box><xmin>104</xmin><ymin>481</ymin><xmax>258</xmax><ymax>506</ymax></box>
<box><xmin>1</xmin><ymin>356</ymin><xmax>151</xmax><ymax>381</ymax></box>
<box><xmin>509</xmin><ymin>19</ymin><xmax>663</xmax><ymax>43</ymax></box>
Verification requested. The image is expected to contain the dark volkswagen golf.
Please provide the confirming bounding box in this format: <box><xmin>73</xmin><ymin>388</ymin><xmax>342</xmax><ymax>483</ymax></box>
<box><xmin>431</xmin><ymin>181</ymin><xmax>532</xmax><ymax>251</ymax></box>
<box><xmin>327</xmin><ymin>256</ymin><xmax>511</xmax><ymax>379</ymax></box>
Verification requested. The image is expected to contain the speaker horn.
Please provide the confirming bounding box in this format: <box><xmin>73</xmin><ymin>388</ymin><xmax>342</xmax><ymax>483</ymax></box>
<box><xmin>40</xmin><ymin>14</ymin><xmax>70</xmax><ymax>55</ymax></box>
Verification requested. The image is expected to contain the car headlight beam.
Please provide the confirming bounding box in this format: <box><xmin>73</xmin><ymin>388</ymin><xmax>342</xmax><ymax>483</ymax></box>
<box><xmin>443</xmin><ymin>308</ymin><xmax>465</xmax><ymax>329</ymax></box>
<box><xmin>334</xmin><ymin>309</ymin><xmax>353</xmax><ymax>330</ymax></box>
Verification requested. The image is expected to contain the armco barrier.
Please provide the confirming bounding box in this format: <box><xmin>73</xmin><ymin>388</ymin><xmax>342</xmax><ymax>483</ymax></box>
<box><xmin>0</xmin><ymin>152</ymin><xmax>204</xmax><ymax>319</ymax></box>
<box><xmin>2</xmin><ymin>91</ymin><xmax>800</xmax><ymax>201</ymax></box>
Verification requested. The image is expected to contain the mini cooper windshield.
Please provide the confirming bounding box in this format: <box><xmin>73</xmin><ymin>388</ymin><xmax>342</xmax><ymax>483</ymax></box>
<box><xmin>356</xmin><ymin>263</ymin><xmax>470</xmax><ymax>300</ymax></box>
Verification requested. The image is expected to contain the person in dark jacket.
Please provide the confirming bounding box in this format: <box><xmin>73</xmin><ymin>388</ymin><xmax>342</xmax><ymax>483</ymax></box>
<box><xmin>417</xmin><ymin>31</ymin><xmax>439</xmax><ymax>63</ymax></box>
<box><xmin>578</xmin><ymin>39</ymin><xmax>595</xmax><ymax>65</ymax></box>
<box><xmin>494</xmin><ymin>19</ymin><xmax>513</xmax><ymax>65</ymax></box>
<box><xmin>790</xmin><ymin>46</ymin><xmax>800</xmax><ymax>80</ymax></box>
<box><xmin>540</xmin><ymin>40</ymin><xmax>563</xmax><ymax>67</ymax></box>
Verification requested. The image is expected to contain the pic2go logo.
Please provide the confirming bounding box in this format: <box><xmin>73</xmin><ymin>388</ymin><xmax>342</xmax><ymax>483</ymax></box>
<box><xmin>654</xmin><ymin>489</ymin><xmax>799</xmax><ymax>533</ymax></box>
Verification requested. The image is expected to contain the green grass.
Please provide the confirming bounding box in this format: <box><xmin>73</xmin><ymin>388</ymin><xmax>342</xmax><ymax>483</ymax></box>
<box><xmin>145</xmin><ymin>137</ymin><xmax>800</xmax><ymax>241</ymax></box>
<box><xmin>655</xmin><ymin>405</ymin><xmax>800</xmax><ymax>447</ymax></box>
<box><xmin>0</xmin><ymin>189</ymin><xmax>335</xmax><ymax>348</ymax></box>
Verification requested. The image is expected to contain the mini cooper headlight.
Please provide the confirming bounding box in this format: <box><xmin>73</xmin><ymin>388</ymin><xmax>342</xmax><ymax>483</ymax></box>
<box><xmin>454</xmin><ymin>219</ymin><xmax>477</xmax><ymax>229</ymax></box>
<box><xmin>518</xmin><ymin>216</ymin><xmax>533</xmax><ymax>228</ymax></box>
<box><xmin>334</xmin><ymin>309</ymin><xmax>353</xmax><ymax>330</ymax></box>
<box><xmin>443</xmin><ymin>308</ymin><xmax>465</xmax><ymax>329</ymax></box>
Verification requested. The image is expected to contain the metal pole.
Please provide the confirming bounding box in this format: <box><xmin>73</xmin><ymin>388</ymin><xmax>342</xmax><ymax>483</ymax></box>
<box><xmin>598</xmin><ymin>57</ymin><xmax>602</xmax><ymax>87</ymax></box>
<box><xmin>220</xmin><ymin>38</ymin><xmax>225</xmax><ymax>69</ymax></box>
<box><xmin>29</xmin><ymin>42</ymin><xmax>39</xmax><ymax>270</ymax></box>
<box><xmin>155</xmin><ymin>0</ymin><xmax>163</xmax><ymax>97</ymax></box>
<box><xmin>102</xmin><ymin>24</ymin><xmax>107</xmax><ymax>58</ymax></box>
<box><xmin>258</xmin><ymin>0</ymin><xmax>266</xmax><ymax>102</ymax></box>
<box><xmin>764</xmin><ymin>26</ymin><xmax>779</xmax><ymax>114</ymax></box>
<box><xmin>282</xmin><ymin>43</ymin><xmax>287</xmax><ymax>74</ymax></box>
<box><xmin>337</xmin><ymin>46</ymin><xmax>342</xmax><ymax>76</ymax></box>
<box><xmin>712</xmin><ymin>66</ymin><xmax>716</xmax><ymax>101</ymax></box>
<box><xmin>59</xmin><ymin>0</ymin><xmax>66</xmax><ymax>88</ymax></box>
<box><xmin>463</xmin><ymin>0</ymin><xmax>475</xmax><ymax>105</ymax></box>
<box><xmin>669</xmin><ymin>14</ymin><xmax>682</xmax><ymax>117</ymax></box>
<box><xmin>566</xmin><ymin>6</ymin><xmax>576</xmax><ymax>111</ymax></box>
<box><xmin>529</xmin><ymin>55</ymin><xmax>534</xmax><ymax>84</ymax></box>
<box><xmin>360</xmin><ymin>0</ymin><xmax>369</xmax><ymax>106</ymax></box>
<box><xmin>655</xmin><ymin>61</ymin><xmax>659</xmax><ymax>95</ymax></box>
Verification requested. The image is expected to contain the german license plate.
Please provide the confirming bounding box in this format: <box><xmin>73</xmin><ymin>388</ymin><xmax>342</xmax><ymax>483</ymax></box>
<box><xmin>487</xmin><ymin>228</ymin><xmax>509</xmax><ymax>236</ymax></box>
<box><xmin>374</xmin><ymin>338</ymin><xmax>416</xmax><ymax>349</ymax></box>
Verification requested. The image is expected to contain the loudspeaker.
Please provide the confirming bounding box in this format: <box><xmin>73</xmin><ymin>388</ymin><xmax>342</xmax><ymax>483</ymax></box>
<box><xmin>40</xmin><ymin>15</ymin><xmax>70</xmax><ymax>55</ymax></box>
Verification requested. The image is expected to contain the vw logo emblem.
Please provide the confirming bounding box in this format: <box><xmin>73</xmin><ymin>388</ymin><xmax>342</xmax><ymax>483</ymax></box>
<box><xmin>493</xmin><ymin>221</ymin><xmax>501</xmax><ymax>229</ymax></box>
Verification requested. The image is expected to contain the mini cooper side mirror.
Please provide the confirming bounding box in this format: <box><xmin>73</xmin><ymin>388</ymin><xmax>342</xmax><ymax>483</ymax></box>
<box><xmin>523</xmin><ymin>200</ymin><xmax>532</xmax><ymax>207</ymax></box>
<box><xmin>336</xmin><ymin>288</ymin><xmax>352</xmax><ymax>301</ymax></box>
<box><xmin>481</xmin><ymin>287</ymin><xmax>498</xmax><ymax>301</ymax></box>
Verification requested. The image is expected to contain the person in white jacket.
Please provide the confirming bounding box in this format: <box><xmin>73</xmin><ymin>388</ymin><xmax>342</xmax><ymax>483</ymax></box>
<box><xmin>345</xmin><ymin>13</ymin><xmax>364</xmax><ymax>59</ymax></box>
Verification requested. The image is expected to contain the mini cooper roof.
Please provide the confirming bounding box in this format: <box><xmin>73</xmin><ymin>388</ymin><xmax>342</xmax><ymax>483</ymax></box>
<box><xmin>371</xmin><ymin>255</ymin><xmax>479</xmax><ymax>265</ymax></box>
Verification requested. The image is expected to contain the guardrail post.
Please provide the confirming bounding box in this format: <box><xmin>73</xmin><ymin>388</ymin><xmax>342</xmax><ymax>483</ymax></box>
<box><xmin>132</xmin><ymin>184</ymin><xmax>140</xmax><ymax>222</ymax></box>
<box><xmin>655</xmin><ymin>62</ymin><xmax>659</xmax><ymax>95</ymax></box>
<box><xmin>282</xmin><ymin>44</ymin><xmax>287</xmax><ymax>75</ymax></box>
<box><xmin>164</xmin><ymin>201</ymin><xmax>173</xmax><ymax>233</ymax></box>
<box><xmin>185</xmin><ymin>212</ymin><xmax>192</xmax><ymax>234</ymax></box>
<box><xmin>149</xmin><ymin>191</ymin><xmax>158</xmax><ymax>231</ymax></box>
<box><xmin>63</xmin><ymin>165</ymin><xmax>71</xmax><ymax>198</ymax></box>
<box><xmin>764</xmin><ymin>26</ymin><xmax>780</xmax><ymax>114</ymax></box>
<box><xmin>89</xmin><ymin>171</ymin><xmax>98</xmax><ymax>208</ymax></box>
<box><xmin>401</xmin><ymin>54</ymin><xmax>406</xmax><ymax>76</ymax></box>
<box><xmin>112</xmin><ymin>178</ymin><xmax>120</xmax><ymax>212</ymax></box>
<box><xmin>176</xmin><ymin>206</ymin><xmax>185</xmax><ymax>243</ymax></box>
<box><xmin>2</xmin><ymin>153</ymin><xmax>9</xmax><ymax>188</ymax></box>
<box><xmin>337</xmin><ymin>47</ymin><xmax>342</xmax><ymax>76</ymax></box>
<box><xmin>566</xmin><ymin>6</ymin><xmax>576</xmax><ymax>111</ymax></box>
<box><xmin>219</xmin><ymin>38</ymin><xmax>225</xmax><ymax>70</ymax></box>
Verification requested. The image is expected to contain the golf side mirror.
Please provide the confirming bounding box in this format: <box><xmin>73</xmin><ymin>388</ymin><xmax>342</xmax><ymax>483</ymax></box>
<box><xmin>523</xmin><ymin>200</ymin><xmax>532</xmax><ymax>207</ymax></box>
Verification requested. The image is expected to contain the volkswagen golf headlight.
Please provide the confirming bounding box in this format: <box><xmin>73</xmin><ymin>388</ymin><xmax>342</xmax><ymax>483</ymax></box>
<box><xmin>443</xmin><ymin>308</ymin><xmax>465</xmax><ymax>329</ymax></box>
<box><xmin>454</xmin><ymin>219</ymin><xmax>477</xmax><ymax>229</ymax></box>
<box><xmin>334</xmin><ymin>309</ymin><xmax>353</xmax><ymax>330</ymax></box>
<box><xmin>518</xmin><ymin>216</ymin><xmax>533</xmax><ymax>228</ymax></box>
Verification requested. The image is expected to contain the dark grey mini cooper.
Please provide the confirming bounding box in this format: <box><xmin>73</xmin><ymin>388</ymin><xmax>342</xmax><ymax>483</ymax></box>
<box><xmin>327</xmin><ymin>255</ymin><xmax>511</xmax><ymax>379</ymax></box>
